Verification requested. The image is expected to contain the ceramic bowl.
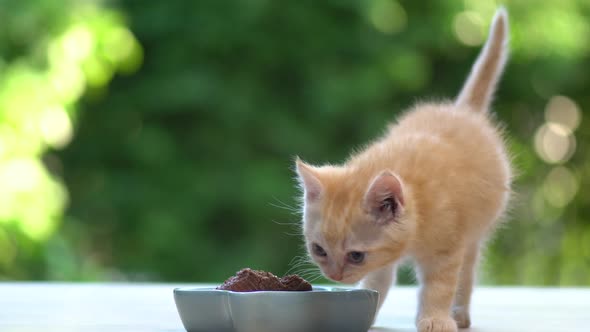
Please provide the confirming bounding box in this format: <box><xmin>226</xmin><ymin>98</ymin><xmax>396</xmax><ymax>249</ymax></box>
<box><xmin>173</xmin><ymin>286</ymin><xmax>379</xmax><ymax>332</ymax></box>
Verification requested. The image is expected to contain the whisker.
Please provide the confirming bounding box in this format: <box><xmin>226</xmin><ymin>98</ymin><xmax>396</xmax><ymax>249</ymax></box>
<box><xmin>269</xmin><ymin>197</ymin><xmax>301</xmax><ymax>216</ymax></box>
<box><xmin>306</xmin><ymin>276</ymin><xmax>324</xmax><ymax>285</ymax></box>
<box><xmin>284</xmin><ymin>263</ymin><xmax>309</xmax><ymax>275</ymax></box>
<box><xmin>308</xmin><ymin>273</ymin><xmax>323</xmax><ymax>279</ymax></box>
<box><xmin>284</xmin><ymin>255</ymin><xmax>315</xmax><ymax>276</ymax></box>
<box><xmin>291</xmin><ymin>265</ymin><xmax>316</xmax><ymax>274</ymax></box>
<box><xmin>271</xmin><ymin>217</ymin><xmax>302</xmax><ymax>238</ymax></box>
<box><xmin>296</xmin><ymin>268</ymin><xmax>321</xmax><ymax>279</ymax></box>
<box><xmin>271</xmin><ymin>219</ymin><xmax>300</xmax><ymax>226</ymax></box>
<box><xmin>287</xmin><ymin>255</ymin><xmax>304</xmax><ymax>266</ymax></box>
<box><xmin>288</xmin><ymin>255</ymin><xmax>309</xmax><ymax>264</ymax></box>
<box><xmin>272</xmin><ymin>220</ymin><xmax>301</xmax><ymax>232</ymax></box>
<box><xmin>291</xmin><ymin>260</ymin><xmax>315</xmax><ymax>269</ymax></box>
<box><xmin>287</xmin><ymin>256</ymin><xmax>301</xmax><ymax>266</ymax></box>
<box><xmin>292</xmin><ymin>265</ymin><xmax>317</xmax><ymax>274</ymax></box>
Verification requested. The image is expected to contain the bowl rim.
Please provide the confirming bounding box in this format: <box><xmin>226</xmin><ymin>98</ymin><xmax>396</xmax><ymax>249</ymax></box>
<box><xmin>173</xmin><ymin>286</ymin><xmax>379</xmax><ymax>295</ymax></box>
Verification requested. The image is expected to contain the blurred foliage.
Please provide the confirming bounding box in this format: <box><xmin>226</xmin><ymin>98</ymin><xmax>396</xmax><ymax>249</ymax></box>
<box><xmin>1</xmin><ymin>0</ymin><xmax>589</xmax><ymax>285</ymax></box>
<box><xmin>0</xmin><ymin>0</ymin><xmax>141</xmax><ymax>279</ymax></box>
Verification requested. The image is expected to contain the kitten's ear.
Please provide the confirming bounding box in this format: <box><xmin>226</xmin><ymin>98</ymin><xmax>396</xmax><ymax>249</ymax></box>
<box><xmin>364</xmin><ymin>171</ymin><xmax>404</xmax><ymax>224</ymax></box>
<box><xmin>295</xmin><ymin>158</ymin><xmax>323</xmax><ymax>203</ymax></box>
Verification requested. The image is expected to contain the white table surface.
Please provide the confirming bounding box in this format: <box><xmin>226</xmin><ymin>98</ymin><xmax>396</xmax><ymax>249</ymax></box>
<box><xmin>0</xmin><ymin>283</ymin><xmax>588</xmax><ymax>331</ymax></box>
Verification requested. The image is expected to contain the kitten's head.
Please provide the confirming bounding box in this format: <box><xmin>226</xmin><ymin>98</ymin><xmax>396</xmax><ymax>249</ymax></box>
<box><xmin>295</xmin><ymin>158</ymin><xmax>415</xmax><ymax>284</ymax></box>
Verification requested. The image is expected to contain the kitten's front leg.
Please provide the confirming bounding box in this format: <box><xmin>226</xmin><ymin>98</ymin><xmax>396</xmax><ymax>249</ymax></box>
<box><xmin>359</xmin><ymin>263</ymin><xmax>396</xmax><ymax>313</ymax></box>
<box><xmin>416</xmin><ymin>255</ymin><xmax>462</xmax><ymax>332</ymax></box>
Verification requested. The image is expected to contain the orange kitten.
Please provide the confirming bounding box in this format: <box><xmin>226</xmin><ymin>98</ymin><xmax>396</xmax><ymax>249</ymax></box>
<box><xmin>295</xmin><ymin>8</ymin><xmax>511</xmax><ymax>332</ymax></box>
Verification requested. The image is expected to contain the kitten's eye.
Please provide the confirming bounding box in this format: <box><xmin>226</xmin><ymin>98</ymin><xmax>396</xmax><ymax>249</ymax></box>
<box><xmin>347</xmin><ymin>251</ymin><xmax>365</xmax><ymax>264</ymax></box>
<box><xmin>380</xmin><ymin>197</ymin><xmax>397</xmax><ymax>214</ymax></box>
<box><xmin>312</xmin><ymin>243</ymin><xmax>327</xmax><ymax>257</ymax></box>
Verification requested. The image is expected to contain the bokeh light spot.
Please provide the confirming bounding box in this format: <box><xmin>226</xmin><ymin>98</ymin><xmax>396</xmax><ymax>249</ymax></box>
<box><xmin>368</xmin><ymin>0</ymin><xmax>407</xmax><ymax>35</ymax></box>
<box><xmin>387</xmin><ymin>51</ymin><xmax>431</xmax><ymax>91</ymax></box>
<box><xmin>104</xmin><ymin>27</ymin><xmax>136</xmax><ymax>63</ymax></box>
<box><xmin>542</xmin><ymin>166</ymin><xmax>579</xmax><ymax>208</ymax></box>
<box><xmin>463</xmin><ymin>0</ymin><xmax>497</xmax><ymax>17</ymax></box>
<box><xmin>0</xmin><ymin>125</ymin><xmax>17</xmax><ymax>160</ymax></box>
<box><xmin>531</xmin><ymin>185</ymin><xmax>564</xmax><ymax>224</ymax></box>
<box><xmin>39</xmin><ymin>106</ymin><xmax>74</xmax><ymax>149</ymax></box>
<box><xmin>534</xmin><ymin>122</ymin><xmax>576</xmax><ymax>164</ymax></box>
<box><xmin>545</xmin><ymin>95</ymin><xmax>581</xmax><ymax>131</ymax></box>
<box><xmin>0</xmin><ymin>159</ymin><xmax>43</xmax><ymax>192</ymax></box>
<box><xmin>48</xmin><ymin>65</ymin><xmax>86</xmax><ymax>104</ymax></box>
<box><xmin>61</xmin><ymin>25</ymin><xmax>95</xmax><ymax>63</ymax></box>
<box><xmin>0</xmin><ymin>137</ymin><xmax>5</xmax><ymax>158</ymax></box>
<box><xmin>83</xmin><ymin>57</ymin><xmax>113</xmax><ymax>88</ymax></box>
<box><xmin>527</xmin><ymin>10</ymin><xmax>590</xmax><ymax>59</ymax></box>
<box><xmin>453</xmin><ymin>11</ymin><xmax>485</xmax><ymax>46</ymax></box>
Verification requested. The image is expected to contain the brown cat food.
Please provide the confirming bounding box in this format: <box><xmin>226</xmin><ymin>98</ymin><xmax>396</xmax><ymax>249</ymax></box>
<box><xmin>217</xmin><ymin>268</ymin><xmax>312</xmax><ymax>292</ymax></box>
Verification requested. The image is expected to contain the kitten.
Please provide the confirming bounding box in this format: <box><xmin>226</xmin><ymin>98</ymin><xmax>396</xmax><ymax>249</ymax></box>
<box><xmin>295</xmin><ymin>8</ymin><xmax>511</xmax><ymax>332</ymax></box>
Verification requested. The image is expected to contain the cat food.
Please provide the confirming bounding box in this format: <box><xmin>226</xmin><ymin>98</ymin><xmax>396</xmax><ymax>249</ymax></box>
<box><xmin>217</xmin><ymin>268</ymin><xmax>312</xmax><ymax>292</ymax></box>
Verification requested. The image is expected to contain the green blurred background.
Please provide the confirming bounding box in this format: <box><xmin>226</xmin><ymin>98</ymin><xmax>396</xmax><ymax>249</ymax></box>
<box><xmin>0</xmin><ymin>0</ymin><xmax>589</xmax><ymax>285</ymax></box>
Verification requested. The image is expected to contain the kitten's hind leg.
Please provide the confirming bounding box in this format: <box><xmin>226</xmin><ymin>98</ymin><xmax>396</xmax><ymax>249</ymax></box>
<box><xmin>452</xmin><ymin>241</ymin><xmax>480</xmax><ymax>328</ymax></box>
<box><xmin>360</xmin><ymin>263</ymin><xmax>396</xmax><ymax>313</ymax></box>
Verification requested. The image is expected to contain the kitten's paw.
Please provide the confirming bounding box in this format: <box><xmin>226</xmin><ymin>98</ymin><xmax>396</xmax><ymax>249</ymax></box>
<box><xmin>452</xmin><ymin>307</ymin><xmax>471</xmax><ymax>328</ymax></box>
<box><xmin>417</xmin><ymin>316</ymin><xmax>458</xmax><ymax>332</ymax></box>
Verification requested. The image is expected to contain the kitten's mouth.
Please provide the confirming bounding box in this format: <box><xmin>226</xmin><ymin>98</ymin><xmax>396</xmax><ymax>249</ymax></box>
<box><xmin>325</xmin><ymin>273</ymin><xmax>362</xmax><ymax>284</ymax></box>
<box><xmin>340</xmin><ymin>275</ymin><xmax>362</xmax><ymax>284</ymax></box>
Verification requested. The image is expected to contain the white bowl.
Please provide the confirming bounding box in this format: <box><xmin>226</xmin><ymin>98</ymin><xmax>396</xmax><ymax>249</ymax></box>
<box><xmin>173</xmin><ymin>286</ymin><xmax>379</xmax><ymax>332</ymax></box>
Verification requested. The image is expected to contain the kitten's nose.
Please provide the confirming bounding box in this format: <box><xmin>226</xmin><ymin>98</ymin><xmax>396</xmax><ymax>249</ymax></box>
<box><xmin>328</xmin><ymin>272</ymin><xmax>343</xmax><ymax>281</ymax></box>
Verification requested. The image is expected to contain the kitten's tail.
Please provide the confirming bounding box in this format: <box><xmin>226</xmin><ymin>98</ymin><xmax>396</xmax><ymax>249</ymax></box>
<box><xmin>455</xmin><ymin>8</ymin><xmax>509</xmax><ymax>112</ymax></box>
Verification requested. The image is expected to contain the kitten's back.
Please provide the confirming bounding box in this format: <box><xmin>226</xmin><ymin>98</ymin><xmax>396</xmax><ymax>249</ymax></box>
<box><xmin>391</xmin><ymin>102</ymin><xmax>511</xmax><ymax>240</ymax></box>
